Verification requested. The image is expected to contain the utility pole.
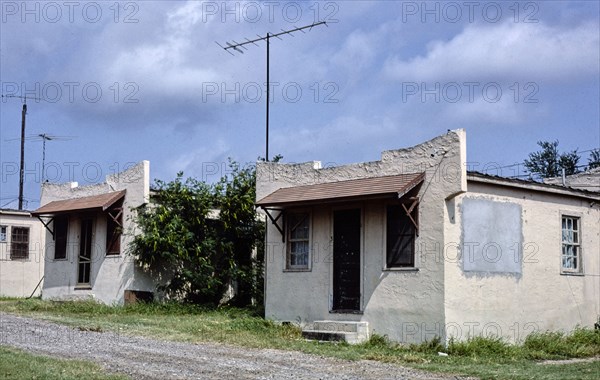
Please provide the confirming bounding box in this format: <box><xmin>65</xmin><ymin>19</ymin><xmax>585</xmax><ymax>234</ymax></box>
<box><xmin>218</xmin><ymin>21</ymin><xmax>327</xmax><ymax>161</ymax></box>
<box><xmin>266</xmin><ymin>32</ymin><xmax>270</xmax><ymax>161</ymax></box>
<box><xmin>1</xmin><ymin>94</ymin><xmax>43</xmax><ymax>210</ymax></box>
<box><xmin>19</xmin><ymin>103</ymin><xmax>26</xmax><ymax>210</ymax></box>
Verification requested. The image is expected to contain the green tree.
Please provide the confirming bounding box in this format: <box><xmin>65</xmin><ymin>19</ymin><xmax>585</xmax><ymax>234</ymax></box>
<box><xmin>214</xmin><ymin>160</ymin><xmax>265</xmax><ymax>306</ymax></box>
<box><xmin>524</xmin><ymin>140</ymin><xmax>580</xmax><ymax>179</ymax></box>
<box><xmin>129</xmin><ymin>161</ymin><xmax>264</xmax><ymax>307</ymax></box>
<box><xmin>588</xmin><ymin>149</ymin><xmax>600</xmax><ymax>170</ymax></box>
<box><xmin>558</xmin><ymin>150</ymin><xmax>580</xmax><ymax>176</ymax></box>
<box><xmin>129</xmin><ymin>174</ymin><xmax>227</xmax><ymax>305</ymax></box>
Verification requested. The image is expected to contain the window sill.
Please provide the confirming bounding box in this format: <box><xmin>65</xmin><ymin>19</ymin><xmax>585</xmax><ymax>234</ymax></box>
<box><xmin>283</xmin><ymin>268</ymin><xmax>311</xmax><ymax>273</ymax></box>
<box><xmin>560</xmin><ymin>271</ymin><xmax>584</xmax><ymax>277</ymax></box>
<box><xmin>74</xmin><ymin>285</ymin><xmax>92</xmax><ymax>290</ymax></box>
<box><xmin>329</xmin><ymin>309</ymin><xmax>363</xmax><ymax>315</ymax></box>
<box><xmin>383</xmin><ymin>267</ymin><xmax>419</xmax><ymax>272</ymax></box>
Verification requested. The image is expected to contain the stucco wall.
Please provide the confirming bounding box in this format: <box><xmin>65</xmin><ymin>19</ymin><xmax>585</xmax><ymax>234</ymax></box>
<box><xmin>0</xmin><ymin>211</ymin><xmax>45</xmax><ymax>298</ymax></box>
<box><xmin>445</xmin><ymin>181</ymin><xmax>600</xmax><ymax>342</ymax></box>
<box><xmin>257</xmin><ymin>130</ymin><xmax>467</xmax><ymax>343</ymax></box>
<box><xmin>39</xmin><ymin>161</ymin><xmax>155</xmax><ymax>305</ymax></box>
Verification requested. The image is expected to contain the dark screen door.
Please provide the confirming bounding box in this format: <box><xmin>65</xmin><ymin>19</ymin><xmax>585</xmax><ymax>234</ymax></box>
<box><xmin>78</xmin><ymin>219</ymin><xmax>93</xmax><ymax>284</ymax></box>
<box><xmin>332</xmin><ymin>209</ymin><xmax>361</xmax><ymax>311</ymax></box>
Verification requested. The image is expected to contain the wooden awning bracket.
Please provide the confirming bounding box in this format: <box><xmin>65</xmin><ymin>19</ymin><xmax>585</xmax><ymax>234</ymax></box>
<box><xmin>108</xmin><ymin>208</ymin><xmax>123</xmax><ymax>228</ymax></box>
<box><xmin>262</xmin><ymin>207</ymin><xmax>285</xmax><ymax>242</ymax></box>
<box><xmin>36</xmin><ymin>216</ymin><xmax>55</xmax><ymax>240</ymax></box>
<box><xmin>106</xmin><ymin>207</ymin><xmax>123</xmax><ymax>255</ymax></box>
<box><xmin>401</xmin><ymin>196</ymin><xmax>419</xmax><ymax>237</ymax></box>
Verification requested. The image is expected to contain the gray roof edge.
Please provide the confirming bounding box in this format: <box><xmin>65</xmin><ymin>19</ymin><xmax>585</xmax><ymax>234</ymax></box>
<box><xmin>467</xmin><ymin>171</ymin><xmax>600</xmax><ymax>201</ymax></box>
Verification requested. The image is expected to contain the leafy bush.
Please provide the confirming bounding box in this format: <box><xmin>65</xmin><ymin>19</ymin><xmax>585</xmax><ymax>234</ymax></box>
<box><xmin>128</xmin><ymin>160</ymin><xmax>264</xmax><ymax>307</ymax></box>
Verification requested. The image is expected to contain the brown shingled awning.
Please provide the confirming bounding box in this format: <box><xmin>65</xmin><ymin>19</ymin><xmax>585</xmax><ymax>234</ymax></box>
<box><xmin>32</xmin><ymin>190</ymin><xmax>126</xmax><ymax>216</ymax></box>
<box><xmin>256</xmin><ymin>173</ymin><xmax>424</xmax><ymax>207</ymax></box>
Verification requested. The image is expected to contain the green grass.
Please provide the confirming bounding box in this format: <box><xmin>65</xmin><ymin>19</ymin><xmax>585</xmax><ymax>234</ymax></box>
<box><xmin>0</xmin><ymin>297</ymin><xmax>22</xmax><ymax>301</ymax></box>
<box><xmin>1</xmin><ymin>299</ymin><xmax>599</xmax><ymax>380</ymax></box>
<box><xmin>0</xmin><ymin>345</ymin><xmax>128</xmax><ymax>380</ymax></box>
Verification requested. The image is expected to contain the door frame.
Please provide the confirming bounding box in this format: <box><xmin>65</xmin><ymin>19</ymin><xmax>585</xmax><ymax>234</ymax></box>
<box><xmin>329</xmin><ymin>204</ymin><xmax>364</xmax><ymax>313</ymax></box>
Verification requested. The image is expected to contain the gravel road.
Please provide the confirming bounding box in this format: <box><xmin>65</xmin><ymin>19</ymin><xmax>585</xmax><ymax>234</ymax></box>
<box><xmin>0</xmin><ymin>313</ymin><xmax>473</xmax><ymax>380</ymax></box>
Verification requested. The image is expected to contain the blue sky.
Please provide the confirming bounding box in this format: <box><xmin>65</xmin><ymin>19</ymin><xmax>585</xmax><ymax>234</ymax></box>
<box><xmin>1</xmin><ymin>1</ymin><xmax>599</xmax><ymax>209</ymax></box>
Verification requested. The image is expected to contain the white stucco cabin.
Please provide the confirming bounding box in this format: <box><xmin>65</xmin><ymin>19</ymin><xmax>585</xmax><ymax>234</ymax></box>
<box><xmin>33</xmin><ymin>161</ymin><xmax>157</xmax><ymax>305</ymax></box>
<box><xmin>0</xmin><ymin>209</ymin><xmax>45</xmax><ymax>298</ymax></box>
<box><xmin>256</xmin><ymin>130</ymin><xmax>600</xmax><ymax>344</ymax></box>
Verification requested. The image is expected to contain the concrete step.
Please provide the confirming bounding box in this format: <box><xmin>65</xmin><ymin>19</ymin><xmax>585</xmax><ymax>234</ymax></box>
<box><xmin>302</xmin><ymin>321</ymin><xmax>369</xmax><ymax>344</ymax></box>
<box><xmin>313</xmin><ymin>320</ymin><xmax>369</xmax><ymax>334</ymax></box>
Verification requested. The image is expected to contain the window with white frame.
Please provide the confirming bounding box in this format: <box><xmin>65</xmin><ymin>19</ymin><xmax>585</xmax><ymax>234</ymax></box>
<box><xmin>561</xmin><ymin>215</ymin><xmax>581</xmax><ymax>273</ymax></box>
<box><xmin>0</xmin><ymin>226</ymin><xmax>7</xmax><ymax>242</ymax></box>
<box><xmin>287</xmin><ymin>212</ymin><xmax>310</xmax><ymax>269</ymax></box>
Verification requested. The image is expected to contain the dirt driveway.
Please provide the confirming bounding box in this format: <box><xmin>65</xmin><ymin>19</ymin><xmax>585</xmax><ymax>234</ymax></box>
<box><xmin>0</xmin><ymin>313</ymin><xmax>473</xmax><ymax>379</ymax></box>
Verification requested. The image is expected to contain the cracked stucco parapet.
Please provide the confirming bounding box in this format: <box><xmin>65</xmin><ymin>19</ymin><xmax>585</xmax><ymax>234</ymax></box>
<box><xmin>256</xmin><ymin>129</ymin><xmax>467</xmax><ymax>202</ymax></box>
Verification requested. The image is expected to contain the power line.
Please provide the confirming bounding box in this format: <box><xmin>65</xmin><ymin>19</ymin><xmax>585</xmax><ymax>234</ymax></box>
<box><xmin>478</xmin><ymin>148</ymin><xmax>600</xmax><ymax>178</ymax></box>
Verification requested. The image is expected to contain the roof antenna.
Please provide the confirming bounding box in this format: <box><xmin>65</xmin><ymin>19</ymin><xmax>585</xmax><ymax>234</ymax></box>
<box><xmin>36</xmin><ymin>134</ymin><xmax>75</xmax><ymax>181</ymax></box>
<box><xmin>217</xmin><ymin>21</ymin><xmax>327</xmax><ymax>161</ymax></box>
<box><xmin>4</xmin><ymin>133</ymin><xmax>76</xmax><ymax>182</ymax></box>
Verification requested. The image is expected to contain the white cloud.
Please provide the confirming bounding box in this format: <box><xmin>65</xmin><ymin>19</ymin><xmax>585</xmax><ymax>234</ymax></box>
<box><xmin>383</xmin><ymin>21</ymin><xmax>599</xmax><ymax>83</ymax></box>
<box><xmin>167</xmin><ymin>138</ymin><xmax>230</xmax><ymax>178</ymax></box>
<box><xmin>440</xmin><ymin>97</ymin><xmax>534</xmax><ymax>126</ymax></box>
<box><xmin>100</xmin><ymin>2</ymin><xmax>224</xmax><ymax>96</ymax></box>
<box><xmin>165</xmin><ymin>1</ymin><xmax>206</xmax><ymax>34</ymax></box>
<box><xmin>331</xmin><ymin>29</ymin><xmax>376</xmax><ymax>72</ymax></box>
<box><xmin>272</xmin><ymin>115</ymin><xmax>403</xmax><ymax>164</ymax></box>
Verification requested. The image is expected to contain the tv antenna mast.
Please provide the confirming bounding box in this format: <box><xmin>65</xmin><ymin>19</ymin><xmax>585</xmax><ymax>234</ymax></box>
<box><xmin>218</xmin><ymin>21</ymin><xmax>327</xmax><ymax>161</ymax></box>
<box><xmin>1</xmin><ymin>94</ymin><xmax>44</xmax><ymax>210</ymax></box>
<box><xmin>4</xmin><ymin>133</ymin><xmax>75</xmax><ymax>183</ymax></box>
<box><xmin>28</xmin><ymin>134</ymin><xmax>75</xmax><ymax>181</ymax></box>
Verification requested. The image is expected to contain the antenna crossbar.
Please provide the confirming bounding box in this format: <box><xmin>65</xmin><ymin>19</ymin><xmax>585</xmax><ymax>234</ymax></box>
<box><xmin>219</xmin><ymin>21</ymin><xmax>326</xmax><ymax>52</ymax></box>
<box><xmin>1</xmin><ymin>94</ymin><xmax>44</xmax><ymax>104</ymax></box>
